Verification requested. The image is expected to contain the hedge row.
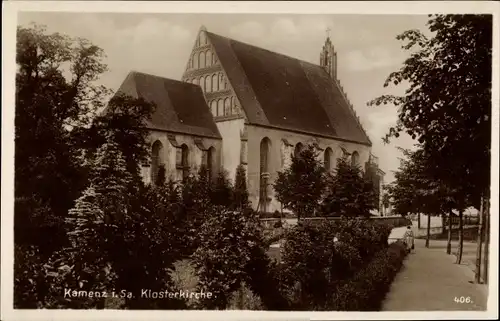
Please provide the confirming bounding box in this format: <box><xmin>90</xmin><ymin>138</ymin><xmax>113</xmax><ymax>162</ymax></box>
<box><xmin>329</xmin><ymin>240</ymin><xmax>408</xmax><ymax>311</ymax></box>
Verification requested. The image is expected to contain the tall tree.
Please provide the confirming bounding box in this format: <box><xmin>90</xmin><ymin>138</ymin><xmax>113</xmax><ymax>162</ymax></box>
<box><xmin>233</xmin><ymin>164</ymin><xmax>250</xmax><ymax>210</ymax></box>
<box><xmin>321</xmin><ymin>157</ymin><xmax>377</xmax><ymax>218</ymax></box>
<box><xmin>273</xmin><ymin>145</ymin><xmax>326</xmax><ymax>221</ymax></box>
<box><xmin>387</xmin><ymin>148</ymin><xmax>450</xmax><ymax>248</ymax></box>
<box><xmin>15</xmin><ymin>24</ymin><xmax>109</xmax><ymax>253</ymax></box>
<box><xmin>369</xmin><ymin>15</ymin><xmax>491</xmax><ymax>266</ymax></box>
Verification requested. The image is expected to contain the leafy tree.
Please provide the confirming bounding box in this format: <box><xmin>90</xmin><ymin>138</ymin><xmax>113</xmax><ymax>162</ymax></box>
<box><xmin>369</xmin><ymin>15</ymin><xmax>491</xmax><ymax>266</ymax></box>
<box><xmin>14</xmin><ymin>24</ymin><xmax>157</xmax><ymax>308</ymax></box>
<box><xmin>233</xmin><ymin>164</ymin><xmax>250</xmax><ymax>210</ymax></box>
<box><xmin>321</xmin><ymin>157</ymin><xmax>377</xmax><ymax>217</ymax></box>
<box><xmin>387</xmin><ymin>148</ymin><xmax>441</xmax><ymax>247</ymax></box>
<box><xmin>210</xmin><ymin>169</ymin><xmax>233</xmax><ymax>207</ymax></box>
<box><xmin>62</xmin><ymin>135</ymin><xmax>186</xmax><ymax>309</ymax></box>
<box><xmin>179</xmin><ymin>165</ymin><xmax>213</xmax><ymax>255</ymax></box>
<box><xmin>15</xmin><ymin>24</ymin><xmax>109</xmax><ymax>254</ymax></box>
<box><xmin>273</xmin><ymin>145</ymin><xmax>326</xmax><ymax>220</ymax></box>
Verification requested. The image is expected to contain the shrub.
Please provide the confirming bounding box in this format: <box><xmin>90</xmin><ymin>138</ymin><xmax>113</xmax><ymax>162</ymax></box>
<box><xmin>273</xmin><ymin>218</ymin><xmax>401</xmax><ymax>311</ymax></box>
<box><xmin>274</xmin><ymin>145</ymin><xmax>326</xmax><ymax>220</ymax></box>
<box><xmin>233</xmin><ymin>165</ymin><xmax>250</xmax><ymax>210</ymax></box>
<box><xmin>227</xmin><ymin>283</ymin><xmax>264</xmax><ymax>310</ymax></box>
<box><xmin>192</xmin><ymin>207</ymin><xmax>265</xmax><ymax>309</ymax></box>
<box><xmin>320</xmin><ymin>157</ymin><xmax>377</xmax><ymax>217</ymax></box>
<box><xmin>329</xmin><ymin>241</ymin><xmax>408</xmax><ymax>311</ymax></box>
<box><xmin>278</xmin><ymin>221</ymin><xmax>337</xmax><ymax>309</ymax></box>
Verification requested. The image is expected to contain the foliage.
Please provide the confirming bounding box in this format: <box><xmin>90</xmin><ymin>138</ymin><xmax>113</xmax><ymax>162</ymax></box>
<box><xmin>274</xmin><ymin>145</ymin><xmax>326</xmax><ymax>220</ymax></box>
<box><xmin>210</xmin><ymin>169</ymin><xmax>234</xmax><ymax>207</ymax></box>
<box><xmin>15</xmin><ymin>24</ymin><xmax>110</xmax><ymax>253</ymax></box>
<box><xmin>329</xmin><ymin>241</ymin><xmax>408</xmax><ymax>311</ymax></box>
<box><xmin>369</xmin><ymin>14</ymin><xmax>491</xmax><ymax>264</ymax></box>
<box><xmin>179</xmin><ymin>166</ymin><xmax>214</xmax><ymax>255</ymax></box>
<box><xmin>192</xmin><ymin>207</ymin><xmax>265</xmax><ymax>309</ymax></box>
<box><xmin>275</xmin><ymin>218</ymin><xmax>392</xmax><ymax>310</ymax></box>
<box><xmin>227</xmin><ymin>283</ymin><xmax>264</xmax><ymax>310</ymax></box>
<box><xmin>321</xmin><ymin>157</ymin><xmax>377</xmax><ymax>217</ymax></box>
<box><xmin>233</xmin><ymin>165</ymin><xmax>250</xmax><ymax>210</ymax></box>
<box><xmin>368</xmin><ymin>15</ymin><xmax>491</xmax><ymax>192</ymax></box>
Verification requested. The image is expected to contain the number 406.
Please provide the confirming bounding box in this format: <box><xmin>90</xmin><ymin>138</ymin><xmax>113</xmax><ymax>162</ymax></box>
<box><xmin>454</xmin><ymin>296</ymin><xmax>472</xmax><ymax>304</ymax></box>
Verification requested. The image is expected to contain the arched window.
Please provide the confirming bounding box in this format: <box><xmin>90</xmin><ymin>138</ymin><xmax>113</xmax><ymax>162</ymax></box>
<box><xmin>212</xmin><ymin>74</ymin><xmax>218</xmax><ymax>92</ymax></box>
<box><xmin>259</xmin><ymin>137</ymin><xmax>271</xmax><ymax>213</ymax></box>
<box><xmin>294</xmin><ymin>142</ymin><xmax>304</xmax><ymax>158</ymax></box>
<box><xmin>205</xmin><ymin>76</ymin><xmax>211</xmax><ymax>93</ymax></box>
<box><xmin>206</xmin><ymin>50</ymin><xmax>212</xmax><ymax>67</ymax></box>
<box><xmin>193</xmin><ymin>52</ymin><xmax>199</xmax><ymax>69</ymax></box>
<box><xmin>176</xmin><ymin>144</ymin><xmax>190</xmax><ymax>181</ymax></box>
<box><xmin>200</xmin><ymin>76</ymin><xmax>205</xmax><ymax>92</ymax></box>
<box><xmin>351</xmin><ymin>151</ymin><xmax>360</xmax><ymax>167</ymax></box>
<box><xmin>224</xmin><ymin>97</ymin><xmax>231</xmax><ymax>116</ymax></box>
<box><xmin>219</xmin><ymin>74</ymin><xmax>225</xmax><ymax>90</ymax></box>
<box><xmin>231</xmin><ymin>97</ymin><xmax>239</xmax><ymax>115</ymax></box>
<box><xmin>217</xmin><ymin>99</ymin><xmax>224</xmax><ymax>117</ymax></box>
<box><xmin>324</xmin><ymin>147</ymin><xmax>333</xmax><ymax>171</ymax></box>
<box><xmin>151</xmin><ymin>140</ymin><xmax>164</xmax><ymax>185</ymax></box>
<box><xmin>213</xmin><ymin>53</ymin><xmax>217</xmax><ymax>65</ymax></box>
<box><xmin>199</xmin><ymin>51</ymin><xmax>206</xmax><ymax>68</ymax></box>
<box><xmin>210</xmin><ymin>100</ymin><xmax>217</xmax><ymax>116</ymax></box>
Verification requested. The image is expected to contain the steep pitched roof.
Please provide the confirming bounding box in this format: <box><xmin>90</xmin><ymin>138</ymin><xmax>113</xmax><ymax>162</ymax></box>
<box><xmin>206</xmin><ymin>32</ymin><xmax>371</xmax><ymax>146</ymax></box>
<box><xmin>115</xmin><ymin>71</ymin><xmax>221</xmax><ymax>139</ymax></box>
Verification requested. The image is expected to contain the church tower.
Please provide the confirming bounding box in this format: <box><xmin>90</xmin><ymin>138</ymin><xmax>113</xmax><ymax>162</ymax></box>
<box><xmin>320</xmin><ymin>30</ymin><xmax>337</xmax><ymax>79</ymax></box>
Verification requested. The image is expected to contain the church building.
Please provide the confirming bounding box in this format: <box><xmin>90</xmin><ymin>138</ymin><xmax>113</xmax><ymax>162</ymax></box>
<box><xmin>115</xmin><ymin>26</ymin><xmax>384</xmax><ymax>214</ymax></box>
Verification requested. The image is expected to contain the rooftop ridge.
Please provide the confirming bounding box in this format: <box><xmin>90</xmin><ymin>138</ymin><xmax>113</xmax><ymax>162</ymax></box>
<box><xmin>206</xmin><ymin>31</ymin><xmax>321</xmax><ymax>70</ymax></box>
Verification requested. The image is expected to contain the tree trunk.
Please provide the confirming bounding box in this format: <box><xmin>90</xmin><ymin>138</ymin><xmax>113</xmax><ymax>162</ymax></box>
<box><xmin>417</xmin><ymin>212</ymin><xmax>421</xmax><ymax>229</ymax></box>
<box><xmin>474</xmin><ymin>196</ymin><xmax>484</xmax><ymax>283</ymax></box>
<box><xmin>425</xmin><ymin>213</ymin><xmax>431</xmax><ymax>248</ymax></box>
<box><xmin>446</xmin><ymin>210</ymin><xmax>453</xmax><ymax>254</ymax></box>
<box><xmin>483</xmin><ymin>198</ymin><xmax>490</xmax><ymax>284</ymax></box>
<box><xmin>455</xmin><ymin>209</ymin><xmax>464</xmax><ymax>264</ymax></box>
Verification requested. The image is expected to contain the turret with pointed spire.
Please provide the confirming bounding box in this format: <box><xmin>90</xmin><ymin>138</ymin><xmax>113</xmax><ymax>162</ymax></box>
<box><xmin>320</xmin><ymin>28</ymin><xmax>337</xmax><ymax>79</ymax></box>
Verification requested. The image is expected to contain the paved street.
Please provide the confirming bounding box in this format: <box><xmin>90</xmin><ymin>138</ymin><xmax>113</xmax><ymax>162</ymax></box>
<box><xmin>382</xmin><ymin>239</ymin><xmax>488</xmax><ymax>311</ymax></box>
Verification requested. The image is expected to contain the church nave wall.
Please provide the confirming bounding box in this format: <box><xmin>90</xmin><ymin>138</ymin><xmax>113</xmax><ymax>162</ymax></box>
<box><xmin>141</xmin><ymin>130</ymin><xmax>222</xmax><ymax>185</ymax></box>
<box><xmin>245</xmin><ymin>125</ymin><xmax>371</xmax><ymax>213</ymax></box>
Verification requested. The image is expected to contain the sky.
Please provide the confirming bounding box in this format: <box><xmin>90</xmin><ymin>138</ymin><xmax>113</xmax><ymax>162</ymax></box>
<box><xmin>17</xmin><ymin>12</ymin><xmax>432</xmax><ymax>183</ymax></box>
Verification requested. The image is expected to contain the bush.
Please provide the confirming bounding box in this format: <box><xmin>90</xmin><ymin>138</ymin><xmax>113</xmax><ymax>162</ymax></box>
<box><xmin>329</xmin><ymin>241</ymin><xmax>408</xmax><ymax>311</ymax></box>
<box><xmin>227</xmin><ymin>283</ymin><xmax>264</xmax><ymax>310</ymax></box>
<box><xmin>271</xmin><ymin>218</ymin><xmax>401</xmax><ymax>310</ymax></box>
<box><xmin>192</xmin><ymin>207</ymin><xmax>265</xmax><ymax>309</ymax></box>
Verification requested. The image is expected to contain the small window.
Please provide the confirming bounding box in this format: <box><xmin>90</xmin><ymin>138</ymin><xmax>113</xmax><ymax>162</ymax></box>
<box><xmin>217</xmin><ymin>99</ymin><xmax>224</xmax><ymax>117</ymax></box>
<box><xmin>206</xmin><ymin>50</ymin><xmax>212</xmax><ymax>67</ymax></box>
<box><xmin>224</xmin><ymin>97</ymin><xmax>231</xmax><ymax>116</ymax></box>
<box><xmin>212</xmin><ymin>74</ymin><xmax>218</xmax><ymax>91</ymax></box>
<box><xmin>205</xmin><ymin>76</ymin><xmax>211</xmax><ymax>93</ymax></box>
<box><xmin>193</xmin><ymin>52</ymin><xmax>199</xmax><ymax>69</ymax></box>
<box><xmin>231</xmin><ymin>97</ymin><xmax>239</xmax><ymax>115</ymax></box>
<box><xmin>210</xmin><ymin>101</ymin><xmax>217</xmax><ymax>116</ymax></box>
<box><xmin>200</xmin><ymin>76</ymin><xmax>205</xmax><ymax>92</ymax></box>
<box><xmin>219</xmin><ymin>74</ymin><xmax>225</xmax><ymax>90</ymax></box>
<box><xmin>177</xmin><ymin>144</ymin><xmax>190</xmax><ymax>181</ymax></box>
<box><xmin>199</xmin><ymin>52</ymin><xmax>206</xmax><ymax>69</ymax></box>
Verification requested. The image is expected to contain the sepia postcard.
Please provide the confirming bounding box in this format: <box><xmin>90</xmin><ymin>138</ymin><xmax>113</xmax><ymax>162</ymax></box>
<box><xmin>2</xmin><ymin>1</ymin><xmax>499</xmax><ymax>321</ymax></box>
